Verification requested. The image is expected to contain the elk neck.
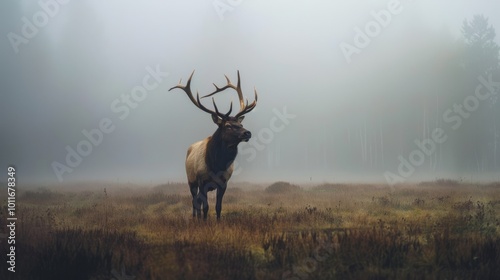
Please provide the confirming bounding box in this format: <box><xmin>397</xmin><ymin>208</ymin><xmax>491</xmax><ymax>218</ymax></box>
<box><xmin>205</xmin><ymin>129</ymin><xmax>238</xmax><ymax>175</ymax></box>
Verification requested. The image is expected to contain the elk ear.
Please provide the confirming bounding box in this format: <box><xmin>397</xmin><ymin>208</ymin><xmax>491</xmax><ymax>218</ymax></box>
<box><xmin>211</xmin><ymin>114</ymin><xmax>223</xmax><ymax>125</ymax></box>
<box><xmin>237</xmin><ymin>116</ymin><xmax>245</xmax><ymax>123</ymax></box>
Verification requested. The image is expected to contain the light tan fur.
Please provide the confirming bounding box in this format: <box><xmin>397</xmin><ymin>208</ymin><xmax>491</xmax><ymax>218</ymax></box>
<box><xmin>185</xmin><ymin>137</ymin><xmax>234</xmax><ymax>184</ymax></box>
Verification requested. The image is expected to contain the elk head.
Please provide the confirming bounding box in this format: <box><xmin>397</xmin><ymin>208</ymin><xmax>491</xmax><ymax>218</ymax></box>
<box><xmin>168</xmin><ymin>70</ymin><xmax>258</xmax><ymax>148</ymax></box>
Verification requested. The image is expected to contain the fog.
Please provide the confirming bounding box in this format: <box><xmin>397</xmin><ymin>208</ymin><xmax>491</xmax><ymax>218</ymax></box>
<box><xmin>1</xmin><ymin>0</ymin><xmax>499</xmax><ymax>185</ymax></box>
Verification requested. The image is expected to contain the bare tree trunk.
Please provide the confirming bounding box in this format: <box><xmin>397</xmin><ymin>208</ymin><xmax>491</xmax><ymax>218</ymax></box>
<box><xmin>475</xmin><ymin>152</ymin><xmax>480</xmax><ymax>173</ymax></box>
<box><xmin>380</xmin><ymin>125</ymin><xmax>384</xmax><ymax>166</ymax></box>
<box><xmin>323</xmin><ymin>139</ymin><xmax>327</xmax><ymax>169</ymax></box>
<box><xmin>423</xmin><ymin>105</ymin><xmax>429</xmax><ymax>170</ymax></box>
<box><xmin>435</xmin><ymin>94</ymin><xmax>439</xmax><ymax>171</ymax></box>
<box><xmin>359</xmin><ymin>126</ymin><xmax>366</xmax><ymax>165</ymax></box>
<box><xmin>494</xmin><ymin>119</ymin><xmax>498</xmax><ymax>169</ymax></box>
<box><xmin>366</xmin><ymin>127</ymin><xmax>370</xmax><ymax>167</ymax></box>
<box><xmin>369</xmin><ymin>129</ymin><xmax>373</xmax><ymax>168</ymax></box>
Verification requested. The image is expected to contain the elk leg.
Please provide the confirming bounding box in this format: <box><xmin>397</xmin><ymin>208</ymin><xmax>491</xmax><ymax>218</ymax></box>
<box><xmin>189</xmin><ymin>182</ymin><xmax>200</xmax><ymax>218</ymax></box>
<box><xmin>201</xmin><ymin>189</ymin><xmax>209</xmax><ymax>220</ymax></box>
<box><xmin>200</xmin><ymin>181</ymin><xmax>210</xmax><ymax>220</ymax></box>
<box><xmin>216</xmin><ymin>184</ymin><xmax>227</xmax><ymax>220</ymax></box>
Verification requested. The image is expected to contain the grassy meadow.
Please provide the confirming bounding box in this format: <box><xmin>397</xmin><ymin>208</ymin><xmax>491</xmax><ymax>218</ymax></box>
<box><xmin>1</xmin><ymin>180</ymin><xmax>499</xmax><ymax>279</ymax></box>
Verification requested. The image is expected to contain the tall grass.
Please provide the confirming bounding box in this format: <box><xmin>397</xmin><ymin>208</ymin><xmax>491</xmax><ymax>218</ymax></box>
<box><xmin>0</xmin><ymin>181</ymin><xmax>498</xmax><ymax>279</ymax></box>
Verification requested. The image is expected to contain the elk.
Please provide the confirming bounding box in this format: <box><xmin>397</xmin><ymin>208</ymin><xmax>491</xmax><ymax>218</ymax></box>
<box><xmin>169</xmin><ymin>70</ymin><xmax>258</xmax><ymax>220</ymax></box>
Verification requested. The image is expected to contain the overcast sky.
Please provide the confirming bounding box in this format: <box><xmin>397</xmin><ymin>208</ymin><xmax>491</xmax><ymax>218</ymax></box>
<box><xmin>1</xmin><ymin>0</ymin><xmax>499</xmax><ymax>185</ymax></box>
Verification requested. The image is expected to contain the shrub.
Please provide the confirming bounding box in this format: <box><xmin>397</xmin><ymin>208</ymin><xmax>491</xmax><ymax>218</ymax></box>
<box><xmin>419</xmin><ymin>179</ymin><xmax>460</xmax><ymax>187</ymax></box>
<box><xmin>21</xmin><ymin>188</ymin><xmax>63</xmax><ymax>201</ymax></box>
<box><xmin>265</xmin><ymin>181</ymin><xmax>301</xmax><ymax>193</ymax></box>
<box><xmin>153</xmin><ymin>182</ymin><xmax>185</xmax><ymax>194</ymax></box>
<box><xmin>312</xmin><ymin>183</ymin><xmax>349</xmax><ymax>192</ymax></box>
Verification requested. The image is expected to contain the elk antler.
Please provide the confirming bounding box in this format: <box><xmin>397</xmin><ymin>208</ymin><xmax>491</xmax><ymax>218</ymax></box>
<box><xmin>169</xmin><ymin>70</ymin><xmax>229</xmax><ymax>118</ymax></box>
<box><xmin>202</xmin><ymin>71</ymin><xmax>258</xmax><ymax>118</ymax></box>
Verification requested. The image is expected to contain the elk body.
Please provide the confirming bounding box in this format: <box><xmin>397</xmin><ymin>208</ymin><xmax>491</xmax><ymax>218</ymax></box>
<box><xmin>169</xmin><ymin>71</ymin><xmax>258</xmax><ymax>220</ymax></box>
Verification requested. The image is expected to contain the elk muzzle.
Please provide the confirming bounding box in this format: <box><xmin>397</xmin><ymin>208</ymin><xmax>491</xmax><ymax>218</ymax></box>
<box><xmin>240</xmin><ymin>130</ymin><xmax>251</xmax><ymax>142</ymax></box>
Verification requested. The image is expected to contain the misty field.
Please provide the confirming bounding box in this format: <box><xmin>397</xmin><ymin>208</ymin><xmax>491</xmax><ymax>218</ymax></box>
<box><xmin>1</xmin><ymin>181</ymin><xmax>499</xmax><ymax>279</ymax></box>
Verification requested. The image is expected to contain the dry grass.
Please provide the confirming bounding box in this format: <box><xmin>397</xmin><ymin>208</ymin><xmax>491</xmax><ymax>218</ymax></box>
<box><xmin>1</xmin><ymin>181</ymin><xmax>499</xmax><ymax>279</ymax></box>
